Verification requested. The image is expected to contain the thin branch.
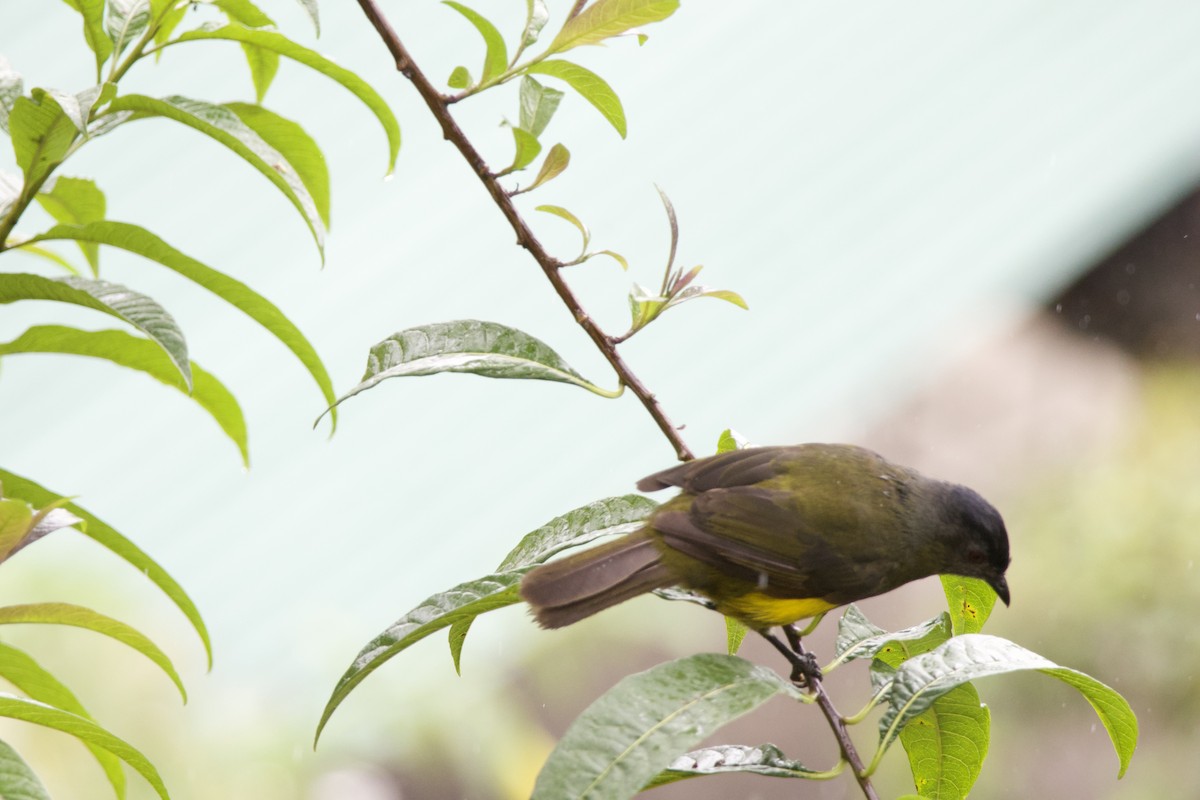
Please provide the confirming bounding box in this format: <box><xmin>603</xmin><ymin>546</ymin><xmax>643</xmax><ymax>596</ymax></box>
<box><xmin>352</xmin><ymin>0</ymin><xmax>695</xmax><ymax>461</ymax></box>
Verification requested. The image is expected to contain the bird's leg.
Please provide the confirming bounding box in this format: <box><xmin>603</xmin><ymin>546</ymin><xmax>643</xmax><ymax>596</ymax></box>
<box><xmin>760</xmin><ymin>628</ymin><xmax>822</xmax><ymax>687</ymax></box>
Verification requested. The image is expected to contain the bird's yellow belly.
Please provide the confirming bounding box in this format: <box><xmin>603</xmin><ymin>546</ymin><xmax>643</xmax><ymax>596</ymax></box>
<box><xmin>717</xmin><ymin>592</ymin><xmax>838</xmax><ymax>628</ymax></box>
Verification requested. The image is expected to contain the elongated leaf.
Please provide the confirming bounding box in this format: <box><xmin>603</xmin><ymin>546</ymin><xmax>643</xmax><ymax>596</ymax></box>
<box><xmin>26</xmin><ymin>222</ymin><xmax>335</xmax><ymax>424</ymax></box>
<box><xmin>0</xmin><ymin>325</ymin><xmax>248</xmax><ymax>466</ymax></box>
<box><xmin>443</xmin><ymin>2</ymin><xmax>508</xmax><ymax>83</ymax></box>
<box><xmin>225</xmin><ymin>102</ymin><xmax>329</xmax><ymax>228</ymax></box>
<box><xmin>940</xmin><ymin>575</ymin><xmax>998</xmax><ymax>635</ymax></box>
<box><xmin>36</xmin><ymin>176</ymin><xmax>106</xmax><ymax>274</ymax></box>
<box><xmin>519</xmin><ymin>143</ymin><xmax>569</xmax><ymax>194</ymax></box>
<box><xmin>526</xmin><ymin>60</ymin><xmax>625</xmax><ymax>137</ymax></box>
<box><xmin>0</xmin><ymin>272</ymin><xmax>190</xmax><ymax>386</ymax></box>
<box><xmin>879</xmin><ymin>634</ymin><xmax>1137</xmax><ymax>778</ymax></box>
<box><xmin>0</xmin><ymin>603</ymin><xmax>185</xmax><ymax>702</ymax></box>
<box><xmin>0</xmin><ymin>643</ymin><xmax>125</xmax><ymax>799</ymax></box>
<box><xmin>724</xmin><ymin>616</ymin><xmax>748</xmax><ymax>655</ymax></box>
<box><xmin>291</xmin><ymin>0</ymin><xmax>320</xmax><ymax>35</ymax></box>
<box><xmin>646</xmin><ymin>743</ymin><xmax>821</xmax><ymax>788</ymax></box>
<box><xmin>59</xmin><ymin>0</ymin><xmax>113</xmax><ymax>74</ymax></box>
<box><xmin>321</xmin><ymin>320</ymin><xmax>616</xmax><ymax>421</ymax></box>
<box><xmin>241</xmin><ymin>45</ymin><xmax>280</xmax><ymax>104</ymax></box>
<box><xmin>547</xmin><ymin>0</ymin><xmax>679</xmax><ymax>54</ymax></box>
<box><xmin>532</xmin><ymin>654</ymin><xmax>797</xmax><ymax>799</ymax></box>
<box><xmin>316</xmin><ymin>572</ymin><xmax>525</xmax><ymax>745</ymax></box>
<box><xmin>172</xmin><ymin>25</ymin><xmax>398</xmax><ymax>172</ymax></box>
<box><xmin>0</xmin><ymin>693</ymin><xmax>168</xmax><ymax>799</ymax></box>
<box><xmin>521</xmin><ymin>0</ymin><xmax>550</xmax><ymax>48</ymax></box>
<box><xmin>0</xmin><ymin>501</ymin><xmax>32</xmax><ymax>560</ymax></box>
<box><xmin>535</xmin><ymin>204</ymin><xmax>590</xmax><ymax>252</ymax></box>
<box><xmin>104</xmin><ymin>94</ymin><xmax>324</xmax><ymax>253</ymax></box>
<box><xmin>8</xmin><ymin>93</ymin><xmax>78</xmax><ymax>188</ymax></box>
<box><xmin>518</xmin><ymin>76</ymin><xmax>563</xmax><ymax>138</ymax></box>
<box><xmin>0</xmin><ymin>738</ymin><xmax>51</xmax><ymax>800</ymax></box>
<box><xmin>0</xmin><ymin>469</ymin><xmax>212</xmax><ymax>669</ymax></box>
<box><xmin>106</xmin><ymin>0</ymin><xmax>150</xmax><ymax>58</ymax></box>
<box><xmin>900</xmin><ymin>682</ymin><xmax>989</xmax><ymax>800</ymax></box>
<box><xmin>6</xmin><ymin>243</ymin><xmax>82</xmax><ymax>275</ymax></box>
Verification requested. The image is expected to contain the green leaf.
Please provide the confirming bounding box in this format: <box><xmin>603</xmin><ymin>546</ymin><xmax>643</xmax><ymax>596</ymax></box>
<box><xmin>0</xmin><ymin>56</ymin><xmax>25</xmax><ymax>134</ymax></box>
<box><xmin>0</xmin><ymin>693</ymin><xmax>168</xmax><ymax>799</ymax></box>
<box><xmin>535</xmin><ymin>204</ymin><xmax>590</xmax><ymax>252</ymax></box>
<box><xmin>0</xmin><ymin>272</ymin><xmax>190</xmax><ymax>387</ymax></box>
<box><xmin>497</xmin><ymin>495</ymin><xmax>657</xmax><ymax>572</ymax></box>
<box><xmin>518</xmin><ymin>76</ymin><xmax>563</xmax><ymax>138</ymax></box>
<box><xmin>6</xmin><ymin>243</ymin><xmax>82</xmax><ymax>275</ymax></box>
<box><xmin>879</xmin><ymin>634</ymin><xmax>1138</xmax><ymax>778</ymax></box>
<box><xmin>531</xmin><ymin>654</ymin><xmax>798</xmax><ymax>799</ymax></box>
<box><xmin>590</xmin><ymin>249</ymin><xmax>628</xmax><ymax>270</ymax></box>
<box><xmin>0</xmin><ymin>642</ymin><xmax>125</xmax><ymax>799</ymax></box>
<box><xmin>58</xmin><ymin>0</ymin><xmax>114</xmax><ymax>74</ymax></box>
<box><xmin>240</xmin><ymin>45</ymin><xmax>280</xmax><ymax>104</ymax></box>
<box><xmin>36</xmin><ymin>176</ymin><xmax>106</xmax><ymax>275</ymax></box>
<box><xmin>152</xmin><ymin>3</ymin><xmax>189</xmax><ymax>53</ymax></box>
<box><xmin>0</xmin><ymin>496</ymin><xmax>78</xmax><ymax>563</ymax></box>
<box><xmin>0</xmin><ymin>738</ymin><xmax>52</xmax><ymax>800</ymax></box>
<box><xmin>518</xmin><ymin>143</ymin><xmax>569</xmax><ymax>194</ymax></box>
<box><xmin>316</xmin><ymin>572</ymin><xmax>526</xmax><ymax>745</ymax></box>
<box><xmin>833</xmin><ymin>608</ymin><xmax>952</xmax><ymax>668</ymax></box>
<box><xmin>0</xmin><ymin>469</ymin><xmax>212</xmax><ymax>669</ymax></box>
<box><xmin>8</xmin><ymin>93</ymin><xmax>78</xmax><ymax>188</ymax></box>
<box><xmin>716</xmin><ymin>428</ymin><xmax>749</xmax><ymax>453</ymax></box>
<box><xmin>225</xmin><ymin>102</ymin><xmax>330</xmax><ymax>228</ymax></box>
<box><xmin>508</xmin><ymin>126</ymin><xmax>542</xmax><ymax>171</ymax></box>
<box><xmin>104</xmin><ymin>94</ymin><xmax>325</xmax><ymax>254</ymax></box>
<box><xmin>0</xmin><ymin>325</ymin><xmax>249</xmax><ymax>466</ymax></box>
<box><xmin>25</xmin><ymin>221</ymin><xmax>335</xmax><ymax>426</ymax></box>
<box><xmin>105</xmin><ymin>0</ymin><xmax>151</xmax><ymax>58</ymax></box>
<box><xmin>172</xmin><ymin>25</ymin><xmax>398</xmax><ymax>173</ymax></box>
<box><xmin>442</xmin><ymin>2</ymin><xmax>508</xmax><ymax>83</ymax></box>
<box><xmin>320</xmin><ymin>319</ymin><xmax>618</xmax><ymax>422</ymax></box>
<box><xmin>547</xmin><ymin>0</ymin><xmax>679</xmax><ymax>54</ymax></box>
<box><xmin>522</xmin><ymin>0</ymin><xmax>550</xmax><ymax>48</ymax></box>
<box><xmin>900</xmin><ymin>682</ymin><xmax>989</xmax><ymax>800</ymax></box>
<box><xmin>526</xmin><ymin>60</ymin><xmax>625</xmax><ymax>137</ymax></box>
<box><xmin>724</xmin><ymin>616</ymin><xmax>748</xmax><ymax>655</ymax></box>
<box><xmin>41</xmin><ymin>85</ymin><xmax>110</xmax><ymax>136</ymax></box>
<box><xmin>644</xmin><ymin>743</ymin><xmax>822</xmax><ymax>788</ymax></box>
<box><xmin>0</xmin><ymin>603</ymin><xmax>185</xmax><ymax>702</ymax></box>
<box><xmin>447</xmin><ymin>66</ymin><xmax>472</xmax><ymax>89</ymax></box>
<box><xmin>213</xmin><ymin>0</ymin><xmax>275</xmax><ymax>27</ymax></box>
<box><xmin>940</xmin><ymin>575</ymin><xmax>998</xmax><ymax>635</ymax></box>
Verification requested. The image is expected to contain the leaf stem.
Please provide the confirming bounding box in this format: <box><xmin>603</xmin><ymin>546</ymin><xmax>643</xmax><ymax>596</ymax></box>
<box><xmin>351</xmin><ymin>0</ymin><xmax>695</xmax><ymax>461</ymax></box>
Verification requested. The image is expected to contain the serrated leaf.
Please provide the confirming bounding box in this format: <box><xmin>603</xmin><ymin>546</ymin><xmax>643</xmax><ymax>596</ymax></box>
<box><xmin>509</xmin><ymin>125</ymin><xmax>542</xmax><ymax>171</ymax></box>
<box><xmin>443</xmin><ymin>2</ymin><xmax>508</xmax><ymax>83</ymax></box>
<box><xmin>0</xmin><ymin>57</ymin><xmax>22</xmax><ymax>134</ymax></box>
<box><xmin>940</xmin><ymin>575</ymin><xmax>998</xmax><ymax>635</ymax></box>
<box><xmin>518</xmin><ymin>142</ymin><xmax>569</xmax><ymax>194</ymax></box>
<box><xmin>316</xmin><ymin>572</ymin><xmax>526</xmax><ymax>745</ymax></box>
<box><xmin>645</xmin><ymin>743</ymin><xmax>821</xmax><ymax>788</ymax></box>
<box><xmin>900</xmin><ymin>682</ymin><xmax>989</xmax><ymax>800</ymax></box>
<box><xmin>0</xmin><ymin>469</ymin><xmax>212</xmax><ymax>669</ymax></box>
<box><xmin>526</xmin><ymin>60</ymin><xmax>625</xmax><ymax>137</ymax></box>
<box><xmin>8</xmin><ymin>93</ymin><xmax>78</xmax><ymax>188</ymax></box>
<box><xmin>0</xmin><ymin>325</ymin><xmax>248</xmax><ymax>466</ymax></box>
<box><xmin>879</xmin><ymin>634</ymin><xmax>1137</xmax><ymax>778</ymax></box>
<box><xmin>105</xmin><ymin>0</ymin><xmax>151</xmax><ymax>58</ymax></box>
<box><xmin>531</xmin><ymin>654</ymin><xmax>797</xmax><ymax>799</ymax></box>
<box><xmin>497</xmin><ymin>495</ymin><xmax>657</xmax><ymax>572</ymax></box>
<box><xmin>172</xmin><ymin>25</ymin><xmax>398</xmax><ymax>173</ymax></box>
<box><xmin>547</xmin><ymin>0</ymin><xmax>679</xmax><ymax>54</ymax></box>
<box><xmin>225</xmin><ymin>102</ymin><xmax>330</xmax><ymax>228</ymax></box>
<box><xmin>25</xmin><ymin>221</ymin><xmax>335</xmax><ymax>426</ymax></box>
<box><xmin>0</xmin><ymin>643</ymin><xmax>125</xmax><ymax>798</ymax></box>
<box><xmin>518</xmin><ymin>76</ymin><xmax>563</xmax><ymax>138</ymax></box>
<box><xmin>320</xmin><ymin>320</ymin><xmax>616</xmax><ymax>422</ymax></box>
<box><xmin>447</xmin><ymin>66</ymin><xmax>472</xmax><ymax>89</ymax></box>
<box><xmin>0</xmin><ymin>603</ymin><xmax>185</xmax><ymax>701</ymax></box>
<box><xmin>535</xmin><ymin>204</ymin><xmax>589</xmax><ymax>252</ymax></box>
<box><xmin>0</xmin><ymin>272</ymin><xmax>190</xmax><ymax>387</ymax></box>
<box><xmin>104</xmin><ymin>94</ymin><xmax>325</xmax><ymax>254</ymax></box>
<box><xmin>0</xmin><ymin>738</ymin><xmax>51</xmax><ymax>800</ymax></box>
<box><xmin>36</xmin><ymin>176</ymin><xmax>106</xmax><ymax>274</ymax></box>
<box><xmin>59</xmin><ymin>0</ymin><xmax>113</xmax><ymax>74</ymax></box>
<box><xmin>522</xmin><ymin>0</ymin><xmax>550</xmax><ymax>48</ymax></box>
<box><xmin>0</xmin><ymin>693</ymin><xmax>168</xmax><ymax>799</ymax></box>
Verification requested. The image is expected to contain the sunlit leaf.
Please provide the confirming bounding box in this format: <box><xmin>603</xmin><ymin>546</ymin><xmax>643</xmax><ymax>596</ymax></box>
<box><xmin>3</xmin><ymin>243</ymin><xmax>82</xmax><ymax>275</ymax></box>
<box><xmin>443</xmin><ymin>2</ymin><xmax>508</xmax><ymax>83</ymax></box>
<box><xmin>447</xmin><ymin>65</ymin><xmax>472</xmax><ymax>89</ymax></box>
<box><xmin>225</xmin><ymin>102</ymin><xmax>329</xmax><ymax>228</ymax></box>
<box><xmin>508</xmin><ymin>125</ymin><xmax>542</xmax><ymax>171</ymax></box>
<box><xmin>213</xmin><ymin>0</ymin><xmax>274</xmax><ymax>27</ymax></box>
<box><xmin>526</xmin><ymin>60</ymin><xmax>625</xmax><ymax>137</ymax></box>
<box><xmin>105</xmin><ymin>0</ymin><xmax>150</xmax><ymax>58</ymax></box>
<box><xmin>940</xmin><ymin>575</ymin><xmax>998</xmax><ymax>635</ymax></box>
<box><xmin>900</xmin><ymin>682</ymin><xmax>989</xmax><ymax>800</ymax></box>
<box><xmin>0</xmin><ymin>469</ymin><xmax>212</xmax><ymax>669</ymax></box>
<box><xmin>8</xmin><ymin>93</ymin><xmax>78</xmax><ymax>188</ymax></box>
<box><xmin>36</xmin><ymin>176</ymin><xmax>106</xmax><ymax>274</ymax></box>
<box><xmin>724</xmin><ymin>617</ymin><xmax>747</xmax><ymax>655</ymax></box>
<box><xmin>58</xmin><ymin>0</ymin><xmax>113</xmax><ymax>73</ymax></box>
<box><xmin>547</xmin><ymin>0</ymin><xmax>679</xmax><ymax>54</ymax></box>
<box><xmin>518</xmin><ymin>76</ymin><xmax>563</xmax><ymax>138</ymax></box>
<box><xmin>645</xmin><ymin>743</ymin><xmax>822</xmax><ymax>788</ymax></box>
<box><xmin>532</xmin><ymin>654</ymin><xmax>798</xmax><ymax>798</ymax></box>
<box><xmin>0</xmin><ymin>738</ymin><xmax>52</xmax><ymax>800</ymax></box>
<box><xmin>0</xmin><ymin>325</ymin><xmax>248</xmax><ymax>466</ymax></box>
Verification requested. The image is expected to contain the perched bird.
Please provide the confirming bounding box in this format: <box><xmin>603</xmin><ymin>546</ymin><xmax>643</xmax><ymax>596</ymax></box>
<box><xmin>521</xmin><ymin>444</ymin><xmax>1010</xmax><ymax>631</ymax></box>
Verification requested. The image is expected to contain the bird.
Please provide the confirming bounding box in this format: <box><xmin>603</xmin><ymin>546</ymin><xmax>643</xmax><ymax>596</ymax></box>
<box><xmin>520</xmin><ymin>444</ymin><xmax>1010</xmax><ymax>632</ymax></box>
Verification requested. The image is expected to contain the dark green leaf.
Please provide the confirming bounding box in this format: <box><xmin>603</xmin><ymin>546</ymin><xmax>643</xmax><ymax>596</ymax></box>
<box><xmin>0</xmin><ymin>325</ymin><xmax>249</xmax><ymax>466</ymax></box>
<box><xmin>0</xmin><ymin>272</ymin><xmax>190</xmax><ymax>387</ymax></box>
<box><xmin>8</xmin><ymin>93</ymin><xmax>78</xmax><ymax>188</ymax></box>
<box><xmin>0</xmin><ymin>738</ymin><xmax>51</xmax><ymax>800</ymax></box>
<box><xmin>172</xmin><ymin>25</ymin><xmax>398</xmax><ymax>173</ymax></box>
<box><xmin>900</xmin><ymin>682</ymin><xmax>989</xmax><ymax>800</ymax></box>
<box><xmin>26</xmin><ymin>221</ymin><xmax>336</xmax><ymax>425</ymax></box>
<box><xmin>879</xmin><ymin>634</ymin><xmax>1137</xmax><ymax>778</ymax></box>
<box><xmin>225</xmin><ymin>102</ymin><xmax>330</xmax><ymax>228</ymax></box>
<box><xmin>0</xmin><ymin>469</ymin><xmax>212</xmax><ymax>669</ymax></box>
<box><xmin>518</xmin><ymin>143</ymin><xmax>569</xmax><ymax>194</ymax></box>
<box><xmin>0</xmin><ymin>57</ymin><xmax>25</xmax><ymax>134</ymax></box>
<box><xmin>443</xmin><ymin>2</ymin><xmax>508</xmax><ymax>83</ymax></box>
<box><xmin>518</xmin><ymin>76</ymin><xmax>563</xmax><ymax>138</ymax></box>
<box><xmin>104</xmin><ymin>94</ymin><xmax>324</xmax><ymax>253</ymax></box>
<box><xmin>531</xmin><ymin>654</ymin><xmax>797</xmax><ymax>799</ymax></box>
<box><xmin>526</xmin><ymin>60</ymin><xmax>625</xmax><ymax>137</ymax></box>
<box><xmin>36</xmin><ymin>176</ymin><xmax>106</xmax><ymax>274</ymax></box>
<box><xmin>58</xmin><ymin>0</ymin><xmax>114</xmax><ymax>73</ymax></box>
<box><xmin>105</xmin><ymin>0</ymin><xmax>151</xmax><ymax>57</ymax></box>
<box><xmin>316</xmin><ymin>572</ymin><xmax>526</xmax><ymax>745</ymax></box>
<box><xmin>645</xmin><ymin>743</ymin><xmax>822</xmax><ymax>788</ymax></box>
<box><xmin>546</xmin><ymin>0</ymin><xmax>679</xmax><ymax>54</ymax></box>
<box><xmin>940</xmin><ymin>575</ymin><xmax>998</xmax><ymax>635</ymax></box>
<box><xmin>0</xmin><ymin>693</ymin><xmax>168</xmax><ymax>799</ymax></box>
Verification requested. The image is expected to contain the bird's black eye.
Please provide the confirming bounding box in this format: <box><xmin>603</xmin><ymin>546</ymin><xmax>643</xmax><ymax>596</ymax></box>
<box><xmin>966</xmin><ymin>548</ymin><xmax>986</xmax><ymax>564</ymax></box>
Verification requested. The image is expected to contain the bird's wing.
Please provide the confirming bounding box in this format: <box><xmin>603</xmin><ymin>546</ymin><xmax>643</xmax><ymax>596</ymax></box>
<box><xmin>637</xmin><ymin>447</ymin><xmax>795</xmax><ymax>493</ymax></box>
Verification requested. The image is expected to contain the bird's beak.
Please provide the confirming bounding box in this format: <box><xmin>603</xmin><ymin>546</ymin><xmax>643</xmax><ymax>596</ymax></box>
<box><xmin>989</xmin><ymin>575</ymin><xmax>1011</xmax><ymax>607</ymax></box>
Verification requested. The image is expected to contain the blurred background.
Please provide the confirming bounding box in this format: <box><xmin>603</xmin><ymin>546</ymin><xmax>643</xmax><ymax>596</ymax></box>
<box><xmin>2</xmin><ymin>1</ymin><xmax>1199</xmax><ymax>797</ymax></box>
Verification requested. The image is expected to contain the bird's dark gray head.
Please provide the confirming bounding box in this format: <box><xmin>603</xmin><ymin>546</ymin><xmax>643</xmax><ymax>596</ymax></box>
<box><xmin>939</xmin><ymin>483</ymin><xmax>1011</xmax><ymax>605</ymax></box>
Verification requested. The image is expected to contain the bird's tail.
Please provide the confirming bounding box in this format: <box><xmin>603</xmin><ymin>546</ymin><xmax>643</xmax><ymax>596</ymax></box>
<box><xmin>520</xmin><ymin>531</ymin><xmax>674</xmax><ymax>628</ymax></box>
